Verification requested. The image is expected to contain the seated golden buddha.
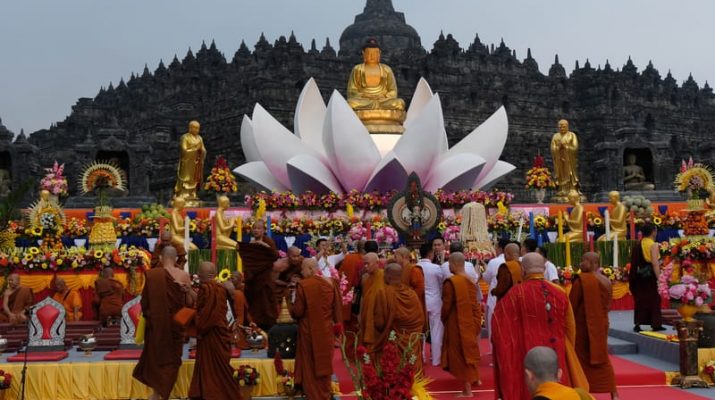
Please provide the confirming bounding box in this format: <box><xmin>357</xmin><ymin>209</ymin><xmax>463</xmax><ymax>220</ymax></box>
<box><xmin>347</xmin><ymin>38</ymin><xmax>406</xmax><ymax>133</ymax></box>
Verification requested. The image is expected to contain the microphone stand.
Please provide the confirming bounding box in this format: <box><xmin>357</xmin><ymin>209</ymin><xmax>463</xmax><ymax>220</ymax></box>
<box><xmin>20</xmin><ymin>306</ymin><xmax>36</xmax><ymax>400</ymax></box>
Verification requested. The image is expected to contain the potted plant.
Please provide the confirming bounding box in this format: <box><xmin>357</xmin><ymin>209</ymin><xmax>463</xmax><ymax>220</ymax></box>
<box><xmin>204</xmin><ymin>155</ymin><xmax>238</xmax><ymax>201</ymax></box>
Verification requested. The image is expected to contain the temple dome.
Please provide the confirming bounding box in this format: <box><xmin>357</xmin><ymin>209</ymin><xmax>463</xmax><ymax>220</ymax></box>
<box><xmin>339</xmin><ymin>0</ymin><xmax>424</xmax><ymax>58</ymax></box>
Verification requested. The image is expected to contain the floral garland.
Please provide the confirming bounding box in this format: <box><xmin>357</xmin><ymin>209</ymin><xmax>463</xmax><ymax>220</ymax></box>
<box><xmin>661</xmin><ymin>238</ymin><xmax>715</xmax><ymax>262</ymax></box>
<box><xmin>40</xmin><ymin>161</ymin><xmax>69</xmax><ymax>197</ymax></box>
<box><xmin>204</xmin><ymin>156</ymin><xmax>238</xmax><ymax>194</ymax></box>
<box><xmin>0</xmin><ymin>245</ymin><xmax>150</xmax><ymax>272</ymax></box>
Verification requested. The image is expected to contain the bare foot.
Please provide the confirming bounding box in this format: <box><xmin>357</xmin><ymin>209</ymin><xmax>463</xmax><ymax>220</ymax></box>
<box><xmin>456</xmin><ymin>392</ymin><xmax>474</xmax><ymax>398</ymax></box>
<box><xmin>476</xmin><ymin>380</ymin><xmax>482</xmax><ymax>386</ymax></box>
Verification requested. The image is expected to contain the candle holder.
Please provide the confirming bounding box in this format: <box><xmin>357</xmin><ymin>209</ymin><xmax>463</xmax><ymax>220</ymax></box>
<box><xmin>671</xmin><ymin>320</ymin><xmax>709</xmax><ymax>389</ymax></box>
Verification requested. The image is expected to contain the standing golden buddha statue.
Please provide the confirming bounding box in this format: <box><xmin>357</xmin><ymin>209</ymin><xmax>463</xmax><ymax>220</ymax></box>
<box><xmin>174</xmin><ymin>120</ymin><xmax>206</xmax><ymax>207</ymax></box>
<box><xmin>347</xmin><ymin>38</ymin><xmax>406</xmax><ymax>133</ymax></box>
<box><xmin>550</xmin><ymin>119</ymin><xmax>584</xmax><ymax>203</ymax></box>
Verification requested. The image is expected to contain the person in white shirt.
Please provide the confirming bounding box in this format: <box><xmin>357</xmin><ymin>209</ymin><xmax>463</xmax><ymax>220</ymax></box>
<box><xmin>314</xmin><ymin>238</ymin><xmax>347</xmax><ymax>278</ymax></box>
<box><xmin>537</xmin><ymin>246</ymin><xmax>560</xmax><ymax>284</ymax></box>
<box><xmin>483</xmin><ymin>238</ymin><xmax>510</xmax><ymax>347</ymax></box>
<box><xmin>431</xmin><ymin>237</ymin><xmax>447</xmax><ymax>265</ymax></box>
<box><xmin>418</xmin><ymin>243</ymin><xmax>445</xmax><ymax>366</ymax></box>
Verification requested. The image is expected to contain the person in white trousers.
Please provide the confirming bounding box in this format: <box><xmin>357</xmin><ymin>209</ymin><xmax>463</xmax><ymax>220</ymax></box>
<box><xmin>483</xmin><ymin>238</ymin><xmax>510</xmax><ymax>351</ymax></box>
<box><xmin>418</xmin><ymin>242</ymin><xmax>445</xmax><ymax>366</ymax></box>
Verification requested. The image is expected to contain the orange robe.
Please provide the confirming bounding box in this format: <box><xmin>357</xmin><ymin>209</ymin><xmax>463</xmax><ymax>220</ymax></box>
<box><xmin>94</xmin><ymin>278</ymin><xmax>124</xmax><ymax>322</ymax></box>
<box><xmin>382</xmin><ymin>283</ymin><xmax>426</xmax><ymax>372</ymax></box>
<box><xmin>402</xmin><ymin>264</ymin><xmax>426</xmax><ymax>319</ymax></box>
<box><xmin>358</xmin><ymin>269</ymin><xmax>386</xmax><ymax>350</ymax></box>
<box><xmin>238</xmin><ymin>242</ymin><xmax>279</xmax><ymax>330</ymax></box>
<box><xmin>338</xmin><ymin>253</ymin><xmax>363</xmax><ymax>322</ymax></box>
<box><xmin>533</xmin><ymin>381</ymin><xmax>594</xmax><ymax>400</ymax></box>
<box><xmin>492</xmin><ymin>275</ymin><xmax>588</xmax><ymax>400</ymax></box>
<box><xmin>290</xmin><ymin>275</ymin><xmax>341</xmax><ymax>400</ymax></box>
<box><xmin>189</xmin><ymin>281</ymin><xmax>242</xmax><ymax>400</ymax></box>
<box><xmin>440</xmin><ymin>275</ymin><xmax>481</xmax><ymax>384</ymax></box>
<box><xmin>52</xmin><ymin>289</ymin><xmax>83</xmax><ymax>321</ymax></box>
<box><xmin>152</xmin><ymin>241</ymin><xmax>186</xmax><ymax>269</ymax></box>
<box><xmin>133</xmin><ymin>268</ymin><xmax>186</xmax><ymax>399</ymax></box>
<box><xmin>491</xmin><ymin>260</ymin><xmax>522</xmax><ymax>300</ymax></box>
<box><xmin>569</xmin><ymin>272</ymin><xmax>616</xmax><ymax>393</ymax></box>
<box><xmin>0</xmin><ymin>287</ymin><xmax>34</xmax><ymax>323</ymax></box>
<box><xmin>231</xmin><ymin>289</ymin><xmax>253</xmax><ymax>350</ymax></box>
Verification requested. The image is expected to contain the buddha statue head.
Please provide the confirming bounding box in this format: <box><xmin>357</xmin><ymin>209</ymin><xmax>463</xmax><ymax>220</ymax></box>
<box><xmin>217</xmin><ymin>195</ymin><xmax>230</xmax><ymax>209</ymax></box>
<box><xmin>172</xmin><ymin>196</ymin><xmax>186</xmax><ymax>211</ymax></box>
<box><xmin>40</xmin><ymin>189</ymin><xmax>50</xmax><ymax>201</ymax></box>
<box><xmin>625</xmin><ymin>153</ymin><xmax>637</xmax><ymax>166</ymax></box>
<box><xmin>188</xmin><ymin>120</ymin><xmax>200</xmax><ymax>136</ymax></box>
<box><xmin>567</xmin><ymin>189</ymin><xmax>581</xmax><ymax>206</ymax></box>
<box><xmin>608</xmin><ymin>191</ymin><xmax>621</xmax><ymax>205</ymax></box>
<box><xmin>558</xmin><ymin>119</ymin><xmax>569</xmax><ymax>135</ymax></box>
<box><xmin>362</xmin><ymin>38</ymin><xmax>381</xmax><ymax>66</ymax></box>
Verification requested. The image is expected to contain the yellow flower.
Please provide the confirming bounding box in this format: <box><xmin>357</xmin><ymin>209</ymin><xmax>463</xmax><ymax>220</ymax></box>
<box><xmin>217</xmin><ymin>268</ymin><xmax>231</xmax><ymax>283</ymax></box>
<box><xmin>593</xmin><ymin>217</ymin><xmax>603</xmax><ymax>225</ymax></box>
<box><xmin>41</xmin><ymin>263</ymin><xmax>48</xmax><ymax>269</ymax></box>
<box><xmin>32</xmin><ymin>227</ymin><xmax>43</xmax><ymax>236</ymax></box>
<box><xmin>653</xmin><ymin>216</ymin><xmax>662</xmax><ymax>226</ymax></box>
<box><xmin>56</xmin><ymin>259</ymin><xmax>64</xmax><ymax>266</ymax></box>
<box><xmin>94</xmin><ymin>250</ymin><xmax>104</xmax><ymax>259</ymax></box>
<box><xmin>23</xmin><ymin>254</ymin><xmax>33</xmax><ymax>261</ymax></box>
<box><xmin>29</xmin><ymin>247</ymin><xmax>40</xmax><ymax>255</ymax></box>
<box><xmin>72</xmin><ymin>261</ymin><xmax>79</xmax><ymax>269</ymax></box>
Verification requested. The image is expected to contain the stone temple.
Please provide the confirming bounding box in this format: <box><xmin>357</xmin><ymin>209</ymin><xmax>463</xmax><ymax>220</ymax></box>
<box><xmin>1</xmin><ymin>0</ymin><xmax>714</xmax><ymax>205</ymax></box>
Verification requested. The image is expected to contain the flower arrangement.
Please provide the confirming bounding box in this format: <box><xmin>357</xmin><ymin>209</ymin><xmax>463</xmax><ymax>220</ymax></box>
<box><xmin>233</xmin><ymin>364</ymin><xmax>260</xmax><ymax>387</ymax></box>
<box><xmin>204</xmin><ymin>156</ymin><xmax>238</xmax><ymax>194</ymax></box>
<box><xmin>658</xmin><ymin>260</ymin><xmax>712</xmax><ymax>306</ymax></box>
<box><xmin>64</xmin><ymin>218</ymin><xmax>88</xmax><ymax>237</ymax></box>
<box><xmin>675</xmin><ymin>160</ymin><xmax>713</xmax><ymax>200</ymax></box>
<box><xmin>374</xmin><ymin>226</ymin><xmax>398</xmax><ymax>246</ymax></box>
<box><xmin>0</xmin><ymin>245</ymin><xmax>149</xmax><ymax>272</ymax></box>
<box><xmin>348</xmin><ymin>224</ymin><xmax>368</xmax><ymax>241</ymax></box>
<box><xmin>663</xmin><ymin>238</ymin><xmax>715</xmax><ymax>262</ymax></box>
<box><xmin>442</xmin><ymin>225</ymin><xmax>461</xmax><ymax>242</ymax></box>
<box><xmin>524</xmin><ymin>155</ymin><xmax>555</xmax><ymax>190</ymax></box>
<box><xmin>0</xmin><ymin>369</ymin><xmax>12</xmax><ymax>390</ymax></box>
<box><xmin>331</xmin><ymin>270</ymin><xmax>354</xmax><ymax>305</ymax></box>
<box><xmin>703</xmin><ymin>360</ymin><xmax>715</xmax><ymax>381</ymax></box>
<box><xmin>274</xmin><ymin>351</ymin><xmax>296</xmax><ymax>395</ymax></box>
<box><xmin>533</xmin><ymin>214</ymin><xmax>551</xmax><ymax>231</ymax></box>
<box><xmin>40</xmin><ymin>161</ymin><xmax>69</xmax><ymax>197</ymax></box>
<box><xmin>586</xmin><ymin>212</ymin><xmax>604</xmax><ymax>230</ymax></box>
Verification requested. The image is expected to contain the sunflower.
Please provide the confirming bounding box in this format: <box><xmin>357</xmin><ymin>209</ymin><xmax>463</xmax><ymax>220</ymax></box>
<box><xmin>653</xmin><ymin>216</ymin><xmax>663</xmax><ymax>226</ymax></box>
<box><xmin>94</xmin><ymin>250</ymin><xmax>104</xmax><ymax>259</ymax></box>
<box><xmin>31</xmin><ymin>226</ymin><xmax>43</xmax><ymax>237</ymax></box>
<box><xmin>23</xmin><ymin>254</ymin><xmax>34</xmax><ymax>262</ymax></box>
<box><xmin>593</xmin><ymin>217</ymin><xmax>603</xmax><ymax>226</ymax></box>
<box><xmin>217</xmin><ymin>268</ymin><xmax>232</xmax><ymax>283</ymax></box>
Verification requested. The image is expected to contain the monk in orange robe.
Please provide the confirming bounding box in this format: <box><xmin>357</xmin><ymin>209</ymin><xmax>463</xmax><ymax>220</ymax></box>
<box><xmin>0</xmin><ymin>273</ymin><xmax>34</xmax><ymax>324</ymax></box>
<box><xmin>525</xmin><ymin>346</ymin><xmax>594</xmax><ymax>400</ymax></box>
<box><xmin>189</xmin><ymin>262</ymin><xmax>242</xmax><ymax>400</ymax></box>
<box><xmin>94</xmin><ymin>267</ymin><xmax>124</xmax><ymax>325</ymax></box>
<box><xmin>337</xmin><ymin>240</ymin><xmax>365</xmax><ymax>357</ymax></box>
<box><xmin>490</xmin><ymin>243</ymin><xmax>522</xmax><ymax>301</ymax></box>
<box><xmin>441</xmin><ymin>252</ymin><xmax>482</xmax><ymax>397</ymax></box>
<box><xmin>381</xmin><ymin>263</ymin><xmax>426</xmax><ymax>372</ymax></box>
<box><xmin>492</xmin><ymin>253</ymin><xmax>588</xmax><ymax>400</ymax></box>
<box><xmin>290</xmin><ymin>258</ymin><xmax>341</xmax><ymax>400</ymax></box>
<box><xmin>358</xmin><ymin>252</ymin><xmax>386</xmax><ymax>352</ymax></box>
<box><xmin>237</xmin><ymin>240</ymin><xmax>279</xmax><ymax>330</ymax></box>
<box><xmin>394</xmin><ymin>247</ymin><xmax>426</xmax><ymax>313</ymax></box>
<box><xmin>570</xmin><ymin>253</ymin><xmax>619</xmax><ymax>400</ymax></box>
<box><xmin>133</xmin><ymin>246</ymin><xmax>194</xmax><ymax>400</ymax></box>
<box><xmin>52</xmin><ymin>277</ymin><xmax>82</xmax><ymax>321</ymax></box>
<box><xmin>227</xmin><ymin>271</ymin><xmax>255</xmax><ymax>349</ymax></box>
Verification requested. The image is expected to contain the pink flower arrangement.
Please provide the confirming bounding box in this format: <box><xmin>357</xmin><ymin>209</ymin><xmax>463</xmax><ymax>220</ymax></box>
<box><xmin>348</xmin><ymin>224</ymin><xmax>368</xmax><ymax>241</ymax></box>
<box><xmin>40</xmin><ymin>161</ymin><xmax>69</xmax><ymax>196</ymax></box>
<box><xmin>375</xmin><ymin>226</ymin><xmax>398</xmax><ymax>245</ymax></box>
<box><xmin>659</xmin><ymin>261</ymin><xmax>712</xmax><ymax>306</ymax></box>
<box><xmin>331</xmin><ymin>270</ymin><xmax>354</xmax><ymax>305</ymax></box>
<box><xmin>442</xmin><ymin>225</ymin><xmax>461</xmax><ymax>242</ymax></box>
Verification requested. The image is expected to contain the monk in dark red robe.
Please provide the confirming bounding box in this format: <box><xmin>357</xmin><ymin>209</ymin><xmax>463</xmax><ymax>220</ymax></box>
<box><xmin>274</xmin><ymin>246</ymin><xmax>303</xmax><ymax>306</ymax></box>
<box><xmin>133</xmin><ymin>246</ymin><xmax>194</xmax><ymax>400</ymax></box>
<box><xmin>152</xmin><ymin>229</ymin><xmax>186</xmax><ymax>269</ymax></box>
<box><xmin>237</xmin><ymin>241</ymin><xmax>279</xmax><ymax>330</ymax></box>
<box><xmin>570</xmin><ymin>253</ymin><xmax>619</xmax><ymax>399</ymax></box>
<box><xmin>1</xmin><ymin>273</ymin><xmax>34</xmax><ymax>324</ymax></box>
<box><xmin>441</xmin><ymin>253</ymin><xmax>482</xmax><ymax>397</ymax></box>
<box><xmin>189</xmin><ymin>262</ymin><xmax>242</xmax><ymax>400</ymax></box>
<box><xmin>491</xmin><ymin>243</ymin><xmax>522</xmax><ymax>301</ymax></box>
<box><xmin>94</xmin><ymin>267</ymin><xmax>124</xmax><ymax>325</ymax></box>
<box><xmin>381</xmin><ymin>263</ymin><xmax>426</xmax><ymax>372</ymax></box>
<box><xmin>290</xmin><ymin>258</ymin><xmax>341</xmax><ymax>400</ymax></box>
<box><xmin>492</xmin><ymin>253</ymin><xmax>588</xmax><ymax>400</ymax></box>
<box><xmin>228</xmin><ymin>271</ymin><xmax>255</xmax><ymax>349</ymax></box>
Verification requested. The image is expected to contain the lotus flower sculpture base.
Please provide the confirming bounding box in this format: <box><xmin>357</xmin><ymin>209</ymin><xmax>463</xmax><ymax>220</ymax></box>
<box><xmin>371</xmin><ymin>134</ymin><xmax>402</xmax><ymax>157</ymax></box>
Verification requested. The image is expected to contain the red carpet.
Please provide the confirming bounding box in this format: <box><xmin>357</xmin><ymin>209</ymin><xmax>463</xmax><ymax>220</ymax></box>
<box><xmin>7</xmin><ymin>351</ymin><xmax>68</xmax><ymax>362</ymax></box>
<box><xmin>332</xmin><ymin>339</ymin><xmax>703</xmax><ymax>399</ymax></box>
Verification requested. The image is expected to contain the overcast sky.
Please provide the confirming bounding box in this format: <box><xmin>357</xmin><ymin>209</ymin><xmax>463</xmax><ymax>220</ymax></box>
<box><xmin>1</xmin><ymin>0</ymin><xmax>713</xmax><ymax>135</ymax></box>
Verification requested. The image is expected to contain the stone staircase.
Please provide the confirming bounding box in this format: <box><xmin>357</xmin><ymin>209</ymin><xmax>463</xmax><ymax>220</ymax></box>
<box><xmin>0</xmin><ymin>321</ymin><xmax>121</xmax><ymax>353</ymax></box>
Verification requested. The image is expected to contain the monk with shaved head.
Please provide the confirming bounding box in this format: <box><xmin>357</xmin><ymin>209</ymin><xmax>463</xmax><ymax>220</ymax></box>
<box><xmin>52</xmin><ymin>277</ymin><xmax>82</xmax><ymax>321</ymax></box>
<box><xmin>491</xmin><ymin>242</ymin><xmax>522</xmax><ymax>301</ymax></box>
<box><xmin>570</xmin><ymin>252</ymin><xmax>619</xmax><ymax>399</ymax></box>
<box><xmin>1</xmin><ymin>273</ymin><xmax>34</xmax><ymax>324</ymax></box>
<box><xmin>441</xmin><ymin>252</ymin><xmax>482</xmax><ymax>397</ymax></box>
<box><xmin>226</xmin><ymin>271</ymin><xmax>255</xmax><ymax>349</ymax></box>
<box><xmin>275</xmin><ymin>246</ymin><xmax>304</xmax><ymax>305</ymax></box>
<box><xmin>94</xmin><ymin>267</ymin><xmax>124</xmax><ymax>325</ymax></box>
<box><xmin>358</xmin><ymin>252</ymin><xmax>387</xmax><ymax>351</ymax></box>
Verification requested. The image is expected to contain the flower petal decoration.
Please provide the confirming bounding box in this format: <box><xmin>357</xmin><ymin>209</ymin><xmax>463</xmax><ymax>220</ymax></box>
<box><xmin>233</xmin><ymin>161</ymin><xmax>287</xmax><ymax>192</ymax></box>
<box><xmin>286</xmin><ymin>154</ymin><xmax>343</xmax><ymax>195</ymax></box>
<box><xmin>424</xmin><ymin>153</ymin><xmax>486</xmax><ymax>192</ymax></box>
<box><xmin>404</xmin><ymin>78</ymin><xmax>434</xmax><ymax>128</ymax></box>
<box><xmin>474</xmin><ymin>160</ymin><xmax>517</xmax><ymax>189</ymax></box>
<box><xmin>294</xmin><ymin>78</ymin><xmax>328</xmax><ymax>161</ymax></box>
<box><xmin>363</xmin><ymin>151</ymin><xmax>409</xmax><ymax>193</ymax></box>
<box><xmin>239</xmin><ymin>115</ymin><xmax>260</xmax><ymax>163</ymax></box>
<box><xmin>392</xmin><ymin>94</ymin><xmax>446</xmax><ymax>180</ymax></box>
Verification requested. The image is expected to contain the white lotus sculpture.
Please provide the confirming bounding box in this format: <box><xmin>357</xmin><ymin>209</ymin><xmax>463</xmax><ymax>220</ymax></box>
<box><xmin>234</xmin><ymin>78</ymin><xmax>515</xmax><ymax>194</ymax></box>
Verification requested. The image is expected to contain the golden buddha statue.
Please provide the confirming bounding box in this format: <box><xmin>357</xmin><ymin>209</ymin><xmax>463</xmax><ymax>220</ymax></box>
<box><xmin>174</xmin><ymin>120</ymin><xmax>206</xmax><ymax>207</ymax></box>
<box><xmin>215</xmin><ymin>195</ymin><xmax>238</xmax><ymax>250</ymax></box>
<box><xmin>347</xmin><ymin>38</ymin><xmax>406</xmax><ymax>133</ymax></box>
<box><xmin>561</xmin><ymin>190</ymin><xmax>584</xmax><ymax>243</ymax></box>
<box><xmin>550</xmin><ymin>119</ymin><xmax>584</xmax><ymax>203</ymax></box>
<box><xmin>598</xmin><ymin>191</ymin><xmax>627</xmax><ymax>241</ymax></box>
<box><xmin>170</xmin><ymin>197</ymin><xmax>197</xmax><ymax>252</ymax></box>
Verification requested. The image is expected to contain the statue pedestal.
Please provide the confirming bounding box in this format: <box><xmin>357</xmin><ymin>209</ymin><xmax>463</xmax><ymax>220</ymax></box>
<box><xmin>593</xmin><ymin>190</ymin><xmax>685</xmax><ymax>202</ymax></box>
<box><xmin>355</xmin><ymin>110</ymin><xmax>406</xmax><ymax>134</ymax></box>
<box><xmin>671</xmin><ymin>320</ymin><xmax>709</xmax><ymax>389</ymax></box>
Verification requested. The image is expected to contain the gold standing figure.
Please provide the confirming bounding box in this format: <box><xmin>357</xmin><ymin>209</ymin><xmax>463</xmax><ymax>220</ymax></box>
<box><xmin>550</xmin><ymin>119</ymin><xmax>583</xmax><ymax>203</ymax></box>
<box><xmin>174</xmin><ymin>120</ymin><xmax>206</xmax><ymax>207</ymax></box>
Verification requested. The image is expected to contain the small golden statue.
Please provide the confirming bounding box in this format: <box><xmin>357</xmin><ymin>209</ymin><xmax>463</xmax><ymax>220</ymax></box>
<box><xmin>174</xmin><ymin>120</ymin><xmax>206</xmax><ymax>207</ymax></box>
<box><xmin>623</xmin><ymin>153</ymin><xmax>655</xmax><ymax>190</ymax></box>
<box><xmin>170</xmin><ymin>197</ymin><xmax>197</xmax><ymax>252</ymax></box>
<box><xmin>560</xmin><ymin>190</ymin><xmax>584</xmax><ymax>243</ymax></box>
<box><xmin>598</xmin><ymin>191</ymin><xmax>627</xmax><ymax>241</ymax></box>
<box><xmin>215</xmin><ymin>195</ymin><xmax>237</xmax><ymax>250</ymax></box>
<box><xmin>550</xmin><ymin>119</ymin><xmax>584</xmax><ymax>203</ymax></box>
<box><xmin>347</xmin><ymin>38</ymin><xmax>406</xmax><ymax>133</ymax></box>
<box><xmin>29</xmin><ymin>189</ymin><xmax>64</xmax><ymax>229</ymax></box>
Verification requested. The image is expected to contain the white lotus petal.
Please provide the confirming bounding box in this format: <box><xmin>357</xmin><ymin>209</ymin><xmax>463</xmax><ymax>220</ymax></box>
<box><xmin>424</xmin><ymin>153</ymin><xmax>486</xmax><ymax>192</ymax></box>
<box><xmin>294</xmin><ymin>78</ymin><xmax>328</xmax><ymax>160</ymax></box>
<box><xmin>322</xmin><ymin>90</ymin><xmax>381</xmax><ymax>191</ymax></box>
<box><xmin>473</xmin><ymin>160</ymin><xmax>516</xmax><ymax>189</ymax></box>
<box><xmin>450</xmin><ymin>106</ymin><xmax>508</xmax><ymax>185</ymax></box>
<box><xmin>394</xmin><ymin>94</ymin><xmax>446</xmax><ymax>179</ymax></box>
<box><xmin>287</xmin><ymin>154</ymin><xmax>343</xmax><ymax>195</ymax></box>
<box><xmin>239</xmin><ymin>115</ymin><xmax>260</xmax><ymax>162</ymax></box>
<box><xmin>370</xmin><ymin>134</ymin><xmax>401</xmax><ymax>158</ymax></box>
<box><xmin>363</xmin><ymin>152</ymin><xmax>408</xmax><ymax>192</ymax></box>
<box><xmin>404</xmin><ymin>78</ymin><xmax>433</xmax><ymax>128</ymax></box>
<box><xmin>251</xmin><ymin>103</ymin><xmax>324</xmax><ymax>188</ymax></box>
<box><xmin>233</xmin><ymin>161</ymin><xmax>288</xmax><ymax>192</ymax></box>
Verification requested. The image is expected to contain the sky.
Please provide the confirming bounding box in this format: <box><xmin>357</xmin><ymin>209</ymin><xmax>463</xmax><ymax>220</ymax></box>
<box><xmin>1</xmin><ymin>0</ymin><xmax>714</xmax><ymax>135</ymax></box>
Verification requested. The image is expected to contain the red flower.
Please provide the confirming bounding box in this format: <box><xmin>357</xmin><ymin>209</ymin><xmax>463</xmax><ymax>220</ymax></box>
<box><xmin>333</xmin><ymin>322</ymin><xmax>344</xmax><ymax>336</ymax></box>
<box><xmin>356</xmin><ymin>345</ymin><xmax>367</xmax><ymax>359</ymax></box>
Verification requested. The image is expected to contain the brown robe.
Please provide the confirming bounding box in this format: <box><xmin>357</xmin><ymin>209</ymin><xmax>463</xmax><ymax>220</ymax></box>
<box><xmin>237</xmin><ymin>242</ymin><xmax>279</xmax><ymax>330</ymax></box>
<box><xmin>189</xmin><ymin>281</ymin><xmax>242</xmax><ymax>400</ymax></box>
<box><xmin>290</xmin><ymin>275</ymin><xmax>341</xmax><ymax>400</ymax></box>
<box><xmin>152</xmin><ymin>241</ymin><xmax>187</xmax><ymax>269</ymax></box>
<box><xmin>381</xmin><ymin>283</ymin><xmax>426</xmax><ymax>372</ymax></box>
<box><xmin>401</xmin><ymin>264</ymin><xmax>426</xmax><ymax>320</ymax></box>
<box><xmin>569</xmin><ymin>272</ymin><xmax>617</xmax><ymax>393</ymax></box>
<box><xmin>52</xmin><ymin>289</ymin><xmax>83</xmax><ymax>321</ymax></box>
<box><xmin>0</xmin><ymin>287</ymin><xmax>34</xmax><ymax>323</ymax></box>
<box><xmin>491</xmin><ymin>260</ymin><xmax>522</xmax><ymax>300</ymax></box>
<box><xmin>132</xmin><ymin>268</ymin><xmax>186</xmax><ymax>399</ymax></box>
<box><xmin>275</xmin><ymin>258</ymin><xmax>302</xmax><ymax>306</ymax></box>
<box><xmin>338</xmin><ymin>253</ymin><xmax>363</xmax><ymax>322</ymax></box>
<box><xmin>441</xmin><ymin>275</ymin><xmax>481</xmax><ymax>383</ymax></box>
<box><xmin>231</xmin><ymin>289</ymin><xmax>253</xmax><ymax>349</ymax></box>
<box><xmin>94</xmin><ymin>278</ymin><xmax>124</xmax><ymax>322</ymax></box>
<box><xmin>358</xmin><ymin>269</ymin><xmax>386</xmax><ymax>350</ymax></box>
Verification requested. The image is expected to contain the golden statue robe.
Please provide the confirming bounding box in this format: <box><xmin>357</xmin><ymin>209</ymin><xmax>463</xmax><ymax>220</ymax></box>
<box><xmin>347</xmin><ymin>63</ymin><xmax>405</xmax><ymax>111</ymax></box>
<box><xmin>550</xmin><ymin>130</ymin><xmax>580</xmax><ymax>196</ymax></box>
<box><xmin>215</xmin><ymin>208</ymin><xmax>237</xmax><ymax>250</ymax></box>
<box><xmin>174</xmin><ymin>133</ymin><xmax>205</xmax><ymax>200</ymax></box>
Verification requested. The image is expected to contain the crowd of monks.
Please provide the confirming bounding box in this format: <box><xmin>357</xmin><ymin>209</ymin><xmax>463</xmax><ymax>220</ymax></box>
<box><xmin>0</xmin><ymin>218</ymin><xmax>639</xmax><ymax>400</ymax></box>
